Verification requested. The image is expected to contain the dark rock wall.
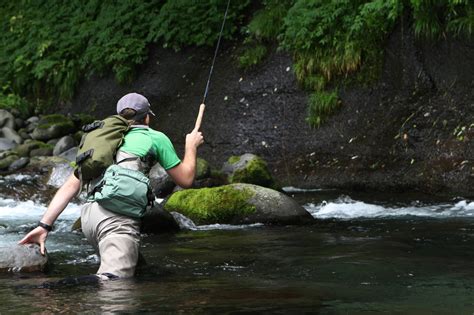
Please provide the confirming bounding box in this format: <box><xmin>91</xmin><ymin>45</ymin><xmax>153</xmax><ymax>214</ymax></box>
<box><xmin>68</xmin><ymin>25</ymin><xmax>473</xmax><ymax>196</ymax></box>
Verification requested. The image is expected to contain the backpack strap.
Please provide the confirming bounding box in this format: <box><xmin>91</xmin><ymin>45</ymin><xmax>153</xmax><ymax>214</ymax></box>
<box><xmin>116</xmin><ymin>157</ymin><xmax>140</xmax><ymax>165</ymax></box>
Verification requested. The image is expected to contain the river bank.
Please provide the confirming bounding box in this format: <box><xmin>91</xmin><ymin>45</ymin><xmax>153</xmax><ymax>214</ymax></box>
<box><xmin>62</xmin><ymin>24</ymin><xmax>473</xmax><ymax>197</ymax></box>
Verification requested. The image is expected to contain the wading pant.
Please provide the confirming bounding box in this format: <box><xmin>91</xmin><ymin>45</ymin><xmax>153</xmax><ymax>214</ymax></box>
<box><xmin>81</xmin><ymin>201</ymin><xmax>141</xmax><ymax>278</ymax></box>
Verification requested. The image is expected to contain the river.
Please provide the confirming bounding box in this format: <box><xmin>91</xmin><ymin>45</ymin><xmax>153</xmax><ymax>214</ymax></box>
<box><xmin>0</xmin><ymin>173</ymin><xmax>473</xmax><ymax>313</ymax></box>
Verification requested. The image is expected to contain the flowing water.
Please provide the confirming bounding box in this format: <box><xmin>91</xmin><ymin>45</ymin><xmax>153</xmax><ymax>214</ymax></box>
<box><xmin>1</xmin><ymin>174</ymin><xmax>473</xmax><ymax>314</ymax></box>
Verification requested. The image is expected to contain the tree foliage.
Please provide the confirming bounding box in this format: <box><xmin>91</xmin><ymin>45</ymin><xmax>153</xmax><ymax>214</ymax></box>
<box><xmin>0</xmin><ymin>0</ymin><xmax>472</xmax><ymax>124</ymax></box>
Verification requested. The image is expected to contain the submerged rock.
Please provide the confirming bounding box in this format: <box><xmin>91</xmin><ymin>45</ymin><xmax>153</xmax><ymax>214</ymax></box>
<box><xmin>222</xmin><ymin>153</ymin><xmax>275</xmax><ymax>188</ymax></box>
<box><xmin>0</xmin><ymin>244</ymin><xmax>48</xmax><ymax>272</ymax></box>
<box><xmin>164</xmin><ymin>183</ymin><xmax>313</xmax><ymax>225</ymax></box>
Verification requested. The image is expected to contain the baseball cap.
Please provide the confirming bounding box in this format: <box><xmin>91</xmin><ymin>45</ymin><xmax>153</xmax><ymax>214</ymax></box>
<box><xmin>116</xmin><ymin>93</ymin><xmax>156</xmax><ymax>117</ymax></box>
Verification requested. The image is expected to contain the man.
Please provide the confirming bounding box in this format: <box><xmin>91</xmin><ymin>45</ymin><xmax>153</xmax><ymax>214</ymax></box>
<box><xmin>19</xmin><ymin>93</ymin><xmax>204</xmax><ymax>279</ymax></box>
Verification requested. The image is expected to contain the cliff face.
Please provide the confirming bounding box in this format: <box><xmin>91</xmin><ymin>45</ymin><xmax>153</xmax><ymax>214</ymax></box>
<box><xmin>68</xmin><ymin>25</ymin><xmax>473</xmax><ymax>197</ymax></box>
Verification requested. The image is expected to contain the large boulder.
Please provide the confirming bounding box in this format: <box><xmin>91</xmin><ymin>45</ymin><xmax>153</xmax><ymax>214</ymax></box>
<box><xmin>53</xmin><ymin>135</ymin><xmax>76</xmax><ymax>156</ymax></box>
<box><xmin>0</xmin><ymin>244</ymin><xmax>48</xmax><ymax>272</ymax></box>
<box><xmin>31</xmin><ymin>114</ymin><xmax>76</xmax><ymax>141</ymax></box>
<box><xmin>0</xmin><ymin>127</ymin><xmax>23</xmax><ymax>144</ymax></box>
<box><xmin>164</xmin><ymin>183</ymin><xmax>314</xmax><ymax>225</ymax></box>
<box><xmin>222</xmin><ymin>153</ymin><xmax>275</xmax><ymax>188</ymax></box>
<box><xmin>0</xmin><ymin>109</ymin><xmax>15</xmax><ymax>129</ymax></box>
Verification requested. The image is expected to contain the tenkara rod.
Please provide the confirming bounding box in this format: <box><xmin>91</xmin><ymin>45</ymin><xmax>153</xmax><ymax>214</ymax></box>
<box><xmin>194</xmin><ymin>0</ymin><xmax>231</xmax><ymax>131</ymax></box>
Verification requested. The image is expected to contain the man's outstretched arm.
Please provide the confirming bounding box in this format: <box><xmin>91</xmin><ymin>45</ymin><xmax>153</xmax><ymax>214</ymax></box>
<box><xmin>19</xmin><ymin>173</ymin><xmax>81</xmax><ymax>255</ymax></box>
<box><xmin>167</xmin><ymin>129</ymin><xmax>204</xmax><ymax>188</ymax></box>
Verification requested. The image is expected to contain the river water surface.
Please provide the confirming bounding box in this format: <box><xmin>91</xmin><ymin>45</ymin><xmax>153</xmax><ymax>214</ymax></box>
<box><xmin>0</xmin><ymin>174</ymin><xmax>473</xmax><ymax>313</ymax></box>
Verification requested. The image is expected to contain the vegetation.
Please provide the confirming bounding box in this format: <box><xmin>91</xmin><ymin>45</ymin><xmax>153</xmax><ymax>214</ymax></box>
<box><xmin>0</xmin><ymin>0</ymin><xmax>472</xmax><ymax>125</ymax></box>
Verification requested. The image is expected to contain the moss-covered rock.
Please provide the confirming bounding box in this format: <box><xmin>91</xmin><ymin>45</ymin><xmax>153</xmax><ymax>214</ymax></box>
<box><xmin>31</xmin><ymin>114</ymin><xmax>76</xmax><ymax>141</ymax></box>
<box><xmin>196</xmin><ymin>157</ymin><xmax>211</xmax><ymax>180</ymax></box>
<box><xmin>164</xmin><ymin>185</ymin><xmax>257</xmax><ymax>225</ymax></box>
<box><xmin>0</xmin><ymin>154</ymin><xmax>19</xmax><ymax>170</ymax></box>
<box><xmin>30</xmin><ymin>144</ymin><xmax>54</xmax><ymax>157</ymax></box>
<box><xmin>164</xmin><ymin>183</ymin><xmax>314</xmax><ymax>225</ymax></box>
<box><xmin>13</xmin><ymin>140</ymin><xmax>45</xmax><ymax>157</ymax></box>
<box><xmin>222</xmin><ymin>153</ymin><xmax>275</xmax><ymax>188</ymax></box>
<box><xmin>71</xmin><ymin>113</ymin><xmax>95</xmax><ymax>129</ymax></box>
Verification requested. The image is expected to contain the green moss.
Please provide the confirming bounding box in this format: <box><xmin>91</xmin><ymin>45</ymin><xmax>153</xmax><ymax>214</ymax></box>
<box><xmin>0</xmin><ymin>154</ymin><xmax>19</xmax><ymax>170</ymax></box>
<box><xmin>72</xmin><ymin>113</ymin><xmax>95</xmax><ymax>129</ymax></box>
<box><xmin>37</xmin><ymin>114</ymin><xmax>74</xmax><ymax>130</ymax></box>
<box><xmin>164</xmin><ymin>185</ymin><xmax>256</xmax><ymax>224</ymax></box>
<box><xmin>230</xmin><ymin>157</ymin><xmax>274</xmax><ymax>187</ymax></box>
<box><xmin>196</xmin><ymin>158</ymin><xmax>210</xmax><ymax>180</ymax></box>
<box><xmin>228</xmin><ymin>156</ymin><xmax>240</xmax><ymax>165</ymax></box>
<box><xmin>13</xmin><ymin>140</ymin><xmax>46</xmax><ymax>157</ymax></box>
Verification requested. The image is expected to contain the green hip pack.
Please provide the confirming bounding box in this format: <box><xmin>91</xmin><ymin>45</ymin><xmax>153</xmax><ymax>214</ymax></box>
<box><xmin>89</xmin><ymin>164</ymin><xmax>153</xmax><ymax>218</ymax></box>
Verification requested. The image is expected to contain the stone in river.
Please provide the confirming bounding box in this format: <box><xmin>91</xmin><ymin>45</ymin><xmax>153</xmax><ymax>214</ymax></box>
<box><xmin>0</xmin><ymin>244</ymin><xmax>48</xmax><ymax>273</ymax></box>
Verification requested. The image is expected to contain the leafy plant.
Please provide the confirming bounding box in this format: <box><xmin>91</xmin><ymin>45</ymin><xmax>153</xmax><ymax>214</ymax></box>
<box><xmin>306</xmin><ymin>91</ymin><xmax>340</xmax><ymax>128</ymax></box>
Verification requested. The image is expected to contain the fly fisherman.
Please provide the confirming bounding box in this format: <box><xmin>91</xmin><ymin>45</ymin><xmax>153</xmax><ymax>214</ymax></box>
<box><xmin>19</xmin><ymin>93</ymin><xmax>204</xmax><ymax>279</ymax></box>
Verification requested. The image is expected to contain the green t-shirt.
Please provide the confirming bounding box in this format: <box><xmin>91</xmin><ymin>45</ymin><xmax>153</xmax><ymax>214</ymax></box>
<box><xmin>119</xmin><ymin>127</ymin><xmax>181</xmax><ymax>170</ymax></box>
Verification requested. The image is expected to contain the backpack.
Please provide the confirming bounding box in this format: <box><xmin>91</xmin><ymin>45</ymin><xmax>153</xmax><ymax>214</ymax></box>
<box><xmin>75</xmin><ymin>115</ymin><xmax>130</xmax><ymax>182</ymax></box>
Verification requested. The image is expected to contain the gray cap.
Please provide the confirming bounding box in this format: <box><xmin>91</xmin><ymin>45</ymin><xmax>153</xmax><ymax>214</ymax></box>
<box><xmin>116</xmin><ymin>93</ymin><xmax>156</xmax><ymax>117</ymax></box>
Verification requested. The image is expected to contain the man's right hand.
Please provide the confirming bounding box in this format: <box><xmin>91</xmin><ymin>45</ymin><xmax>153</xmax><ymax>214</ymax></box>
<box><xmin>185</xmin><ymin>129</ymin><xmax>204</xmax><ymax>150</ymax></box>
<box><xmin>18</xmin><ymin>226</ymin><xmax>49</xmax><ymax>256</ymax></box>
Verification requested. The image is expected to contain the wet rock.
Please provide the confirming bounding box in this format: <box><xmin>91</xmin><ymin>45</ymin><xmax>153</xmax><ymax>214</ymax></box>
<box><xmin>141</xmin><ymin>204</ymin><xmax>180</xmax><ymax>234</ymax></box>
<box><xmin>31</xmin><ymin>114</ymin><xmax>75</xmax><ymax>141</ymax></box>
<box><xmin>58</xmin><ymin>146</ymin><xmax>78</xmax><ymax>162</ymax></box>
<box><xmin>0</xmin><ymin>244</ymin><xmax>48</xmax><ymax>272</ymax></box>
<box><xmin>8</xmin><ymin>157</ymin><xmax>30</xmax><ymax>172</ymax></box>
<box><xmin>0</xmin><ymin>127</ymin><xmax>23</xmax><ymax>144</ymax></box>
<box><xmin>164</xmin><ymin>183</ymin><xmax>314</xmax><ymax>225</ymax></box>
<box><xmin>53</xmin><ymin>135</ymin><xmax>76</xmax><ymax>156</ymax></box>
<box><xmin>0</xmin><ymin>109</ymin><xmax>15</xmax><ymax>129</ymax></box>
<box><xmin>71</xmin><ymin>217</ymin><xmax>81</xmax><ymax>231</ymax></box>
<box><xmin>0</xmin><ymin>154</ymin><xmax>18</xmax><ymax>170</ymax></box>
<box><xmin>149</xmin><ymin>163</ymin><xmax>175</xmax><ymax>197</ymax></box>
<box><xmin>222</xmin><ymin>153</ymin><xmax>275</xmax><ymax>188</ymax></box>
<box><xmin>0</xmin><ymin>138</ymin><xmax>17</xmax><ymax>152</ymax></box>
<box><xmin>47</xmin><ymin>162</ymin><xmax>74</xmax><ymax>187</ymax></box>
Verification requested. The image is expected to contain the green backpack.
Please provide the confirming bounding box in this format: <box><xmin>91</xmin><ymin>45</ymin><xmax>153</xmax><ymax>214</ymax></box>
<box><xmin>76</xmin><ymin>115</ymin><xmax>130</xmax><ymax>182</ymax></box>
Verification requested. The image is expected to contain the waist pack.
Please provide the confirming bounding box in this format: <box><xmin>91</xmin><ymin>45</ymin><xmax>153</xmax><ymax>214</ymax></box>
<box><xmin>89</xmin><ymin>164</ymin><xmax>154</xmax><ymax>218</ymax></box>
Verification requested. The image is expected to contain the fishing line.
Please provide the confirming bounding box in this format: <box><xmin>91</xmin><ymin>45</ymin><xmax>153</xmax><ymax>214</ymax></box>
<box><xmin>202</xmin><ymin>0</ymin><xmax>231</xmax><ymax>105</ymax></box>
<box><xmin>193</xmin><ymin>0</ymin><xmax>231</xmax><ymax>131</ymax></box>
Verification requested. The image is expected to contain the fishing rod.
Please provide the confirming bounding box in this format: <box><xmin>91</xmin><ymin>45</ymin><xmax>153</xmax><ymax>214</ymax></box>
<box><xmin>194</xmin><ymin>0</ymin><xmax>231</xmax><ymax>131</ymax></box>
